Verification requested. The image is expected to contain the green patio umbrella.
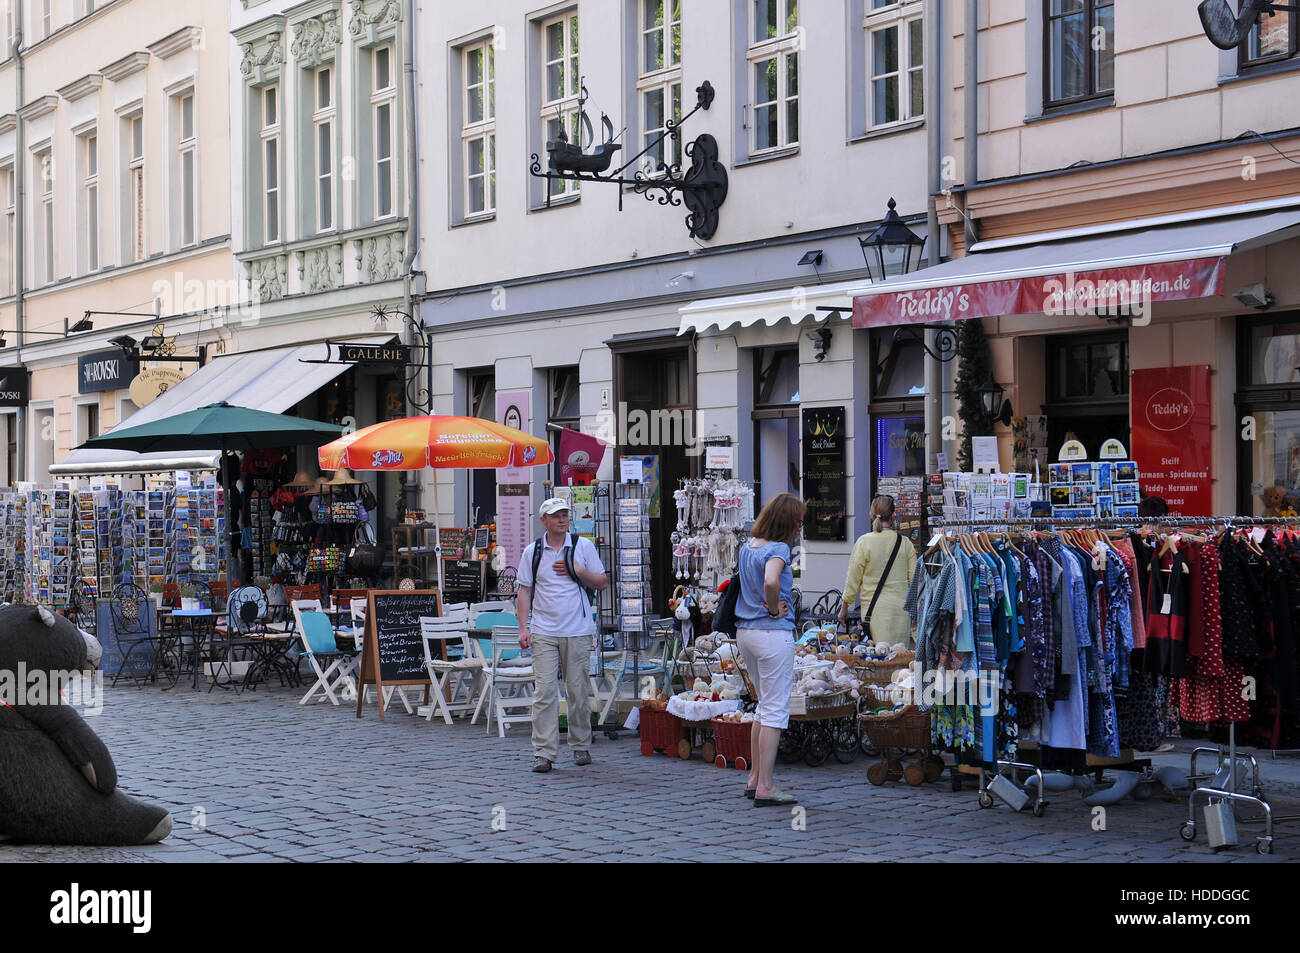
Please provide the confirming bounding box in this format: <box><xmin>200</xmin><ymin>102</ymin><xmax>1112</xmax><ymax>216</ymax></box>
<box><xmin>81</xmin><ymin>402</ymin><xmax>344</xmax><ymax>582</ymax></box>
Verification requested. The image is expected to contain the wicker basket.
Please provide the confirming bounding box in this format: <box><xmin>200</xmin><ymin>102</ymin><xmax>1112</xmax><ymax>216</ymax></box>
<box><xmin>857</xmin><ymin>651</ymin><xmax>916</xmax><ymax>690</ymax></box>
<box><xmin>638</xmin><ymin>706</ymin><xmax>687</xmax><ymax>756</ymax></box>
<box><xmin>860</xmin><ymin>705</ymin><xmax>931</xmax><ymax>749</ymax></box>
<box><xmin>805</xmin><ymin>687</ymin><xmax>852</xmax><ymax>710</ymax></box>
<box><xmin>711</xmin><ymin>717</ymin><xmax>753</xmax><ymax>768</ymax></box>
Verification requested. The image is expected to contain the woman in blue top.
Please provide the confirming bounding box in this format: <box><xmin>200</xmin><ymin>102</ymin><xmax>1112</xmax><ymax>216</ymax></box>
<box><xmin>735</xmin><ymin>491</ymin><xmax>804</xmax><ymax>807</ymax></box>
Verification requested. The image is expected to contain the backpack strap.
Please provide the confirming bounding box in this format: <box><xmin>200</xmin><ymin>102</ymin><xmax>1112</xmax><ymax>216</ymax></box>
<box><xmin>529</xmin><ymin>536</ymin><xmax>545</xmax><ymax>589</ymax></box>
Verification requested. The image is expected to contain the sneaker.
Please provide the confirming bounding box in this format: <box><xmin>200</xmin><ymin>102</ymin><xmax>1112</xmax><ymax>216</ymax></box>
<box><xmin>574</xmin><ymin>750</ymin><xmax>592</xmax><ymax>766</ymax></box>
<box><xmin>532</xmin><ymin>757</ymin><xmax>552</xmax><ymax>773</ymax></box>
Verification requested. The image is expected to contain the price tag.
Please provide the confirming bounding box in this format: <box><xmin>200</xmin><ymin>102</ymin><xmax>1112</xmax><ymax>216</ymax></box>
<box><xmin>620</xmin><ymin>458</ymin><xmax>643</xmax><ymax>483</ymax></box>
<box><xmin>1161</xmin><ymin>593</ymin><xmax>1172</xmax><ymax>615</ymax></box>
<box><xmin>927</xmin><ymin>534</ymin><xmax>942</xmax><ymax>547</ymax></box>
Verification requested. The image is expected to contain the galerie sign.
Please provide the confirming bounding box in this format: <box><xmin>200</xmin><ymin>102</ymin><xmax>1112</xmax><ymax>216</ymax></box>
<box><xmin>1130</xmin><ymin>366</ymin><xmax>1213</xmax><ymax>517</ymax></box>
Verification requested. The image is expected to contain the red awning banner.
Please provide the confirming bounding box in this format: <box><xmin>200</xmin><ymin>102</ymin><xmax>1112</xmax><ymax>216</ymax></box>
<box><xmin>851</xmin><ymin>256</ymin><xmax>1226</xmax><ymax>328</ymax></box>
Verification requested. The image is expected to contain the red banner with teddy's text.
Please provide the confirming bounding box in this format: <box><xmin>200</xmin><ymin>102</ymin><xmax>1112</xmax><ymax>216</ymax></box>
<box><xmin>1130</xmin><ymin>366</ymin><xmax>1213</xmax><ymax>518</ymax></box>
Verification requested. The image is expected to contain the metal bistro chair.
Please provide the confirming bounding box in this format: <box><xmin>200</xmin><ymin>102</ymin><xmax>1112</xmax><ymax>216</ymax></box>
<box><xmin>107</xmin><ymin>584</ymin><xmax>163</xmax><ymax>688</ymax></box>
<box><xmin>211</xmin><ymin>586</ymin><xmax>273</xmax><ymax>692</ymax></box>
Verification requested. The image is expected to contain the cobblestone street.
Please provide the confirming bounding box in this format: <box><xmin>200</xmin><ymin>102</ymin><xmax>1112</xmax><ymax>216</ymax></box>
<box><xmin>2</xmin><ymin>683</ymin><xmax>1296</xmax><ymax>863</ymax></box>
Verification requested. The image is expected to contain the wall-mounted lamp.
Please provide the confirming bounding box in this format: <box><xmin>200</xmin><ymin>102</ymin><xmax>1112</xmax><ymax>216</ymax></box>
<box><xmin>808</xmin><ymin>327</ymin><xmax>832</xmax><ymax>362</ymax></box>
<box><xmin>979</xmin><ymin>373</ymin><xmax>1014</xmax><ymax>427</ymax></box>
<box><xmin>667</xmin><ymin>271</ymin><xmax>695</xmax><ymax>288</ymax></box>
<box><xmin>1234</xmin><ymin>282</ymin><xmax>1275</xmax><ymax>311</ymax></box>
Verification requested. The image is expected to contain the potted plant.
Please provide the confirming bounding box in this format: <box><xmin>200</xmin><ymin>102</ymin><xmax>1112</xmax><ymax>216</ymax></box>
<box><xmin>179</xmin><ymin>584</ymin><xmax>197</xmax><ymax>611</ymax></box>
<box><xmin>148</xmin><ymin>582</ymin><xmax>164</xmax><ymax>612</ymax></box>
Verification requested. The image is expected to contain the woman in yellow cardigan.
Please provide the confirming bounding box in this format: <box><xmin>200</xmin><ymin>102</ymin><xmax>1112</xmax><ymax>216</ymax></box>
<box><xmin>837</xmin><ymin>496</ymin><xmax>915</xmax><ymax>646</ymax></box>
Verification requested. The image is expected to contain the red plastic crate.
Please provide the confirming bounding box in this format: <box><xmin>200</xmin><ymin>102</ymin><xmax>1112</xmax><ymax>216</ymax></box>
<box><xmin>711</xmin><ymin>717</ymin><xmax>753</xmax><ymax>769</ymax></box>
<box><xmin>639</xmin><ymin>706</ymin><xmax>686</xmax><ymax>756</ymax></box>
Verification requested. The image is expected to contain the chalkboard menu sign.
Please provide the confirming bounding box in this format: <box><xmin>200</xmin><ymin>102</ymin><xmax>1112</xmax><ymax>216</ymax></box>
<box><xmin>802</xmin><ymin>406</ymin><xmax>847</xmax><ymax>541</ymax></box>
<box><xmin>356</xmin><ymin>589</ymin><xmax>440</xmax><ymax>720</ymax></box>
<box><xmin>438</xmin><ymin>527</ymin><xmax>471</xmax><ymax>559</ymax></box>
<box><xmin>442</xmin><ymin>558</ymin><xmax>487</xmax><ymax>602</ymax></box>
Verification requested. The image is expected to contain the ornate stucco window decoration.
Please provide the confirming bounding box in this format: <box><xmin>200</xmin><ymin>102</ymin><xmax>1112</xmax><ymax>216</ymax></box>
<box><xmin>348</xmin><ymin>0</ymin><xmax>400</xmax><ymax>46</ymax></box>
<box><xmin>236</xmin><ymin>16</ymin><xmax>286</xmax><ymax>86</ymax></box>
<box><xmin>290</xmin><ymin>0</ymin><xmax>342</xmax><ymax>68</ymax></box>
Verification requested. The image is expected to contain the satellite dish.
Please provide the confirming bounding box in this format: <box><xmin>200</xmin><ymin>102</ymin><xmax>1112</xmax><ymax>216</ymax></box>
<box><xmin>1197</xmin><ymin>0</ymin><xmax>1272</xmax><ymax>51</ymax></box>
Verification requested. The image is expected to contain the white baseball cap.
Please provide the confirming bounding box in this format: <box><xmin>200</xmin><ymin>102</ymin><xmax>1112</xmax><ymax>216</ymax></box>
<box><xmin>539</xmin><ymin>498</ymin><xmax>571</xmax><ymax>517</ymax></box>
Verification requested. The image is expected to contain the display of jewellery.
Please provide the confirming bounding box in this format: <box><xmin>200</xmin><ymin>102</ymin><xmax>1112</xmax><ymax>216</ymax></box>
<box><xmin>670</xmin><ymin>477</ymin><xmax>754</xmax><ymax>618</ymax></box>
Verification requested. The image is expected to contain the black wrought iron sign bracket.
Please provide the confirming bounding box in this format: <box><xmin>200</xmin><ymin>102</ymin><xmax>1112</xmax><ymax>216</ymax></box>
<box><xmin>298</xmin><ymin>306</ymin><xmax>434</xmax><ymax>415</ymax></box>
<box><xmin>814</xmin><ymin>307</ymin><xmax>959</xmax><ymax>372</ymax></box>
<box><xmin>529</xmin><ymin>80</ymin><xmax>729</xmax><ymax>240</ymax></box>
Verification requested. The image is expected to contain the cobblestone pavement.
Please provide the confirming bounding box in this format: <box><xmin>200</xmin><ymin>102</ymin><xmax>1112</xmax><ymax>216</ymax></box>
<box><xmin>2</xmin><ymin>682</ymin><xmax>1297</xmax><ymax>862</ymax></box>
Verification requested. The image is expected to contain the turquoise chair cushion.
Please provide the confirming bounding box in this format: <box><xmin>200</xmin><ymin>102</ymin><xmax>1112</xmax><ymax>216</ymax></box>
<box><xmin>300</xmin><ymin>612</ymin><xmax>340</xmax><ymax>655</ymax></box>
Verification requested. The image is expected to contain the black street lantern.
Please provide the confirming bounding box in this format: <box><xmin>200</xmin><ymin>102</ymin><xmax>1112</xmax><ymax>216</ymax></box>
<box><xmin>859</xmin><ymin>198</ymin><xmax>928</xmax><ymax>282</ymax></box>
<box><xmin>979</xmin><ymin>373</ymin><xmax>1013</xmax><ymax>427</ymax></box>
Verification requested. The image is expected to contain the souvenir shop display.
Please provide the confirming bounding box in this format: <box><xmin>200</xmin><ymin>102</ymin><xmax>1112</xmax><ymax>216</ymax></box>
<box><xmin>937</xmin><ymin>470</ymin><xmax>1046</xmax><ymax>524</ymax></box>
<box><xmin>76</xmin><ymin>488</ymin><xmax>122</xmax><ymax>602</ymax></box>
<box><xmin>0</xmin><ymin>491</ymin><xmax>27</xmax><ymax>603</ymax></box>
<box><xmin>614</xmin><ymin>483</ymin><xmax>653</xmax><ymax>645</ymax></box>
<box><xmin>917</xmin><ymin>513</ymin><xmax>1300</xmax><ymax>845</ymax></box>
<box><xmin>669</xmin><ymin>478</ymin><xmax>754</xmax><ymax>625</ymax></box>
<box><xmin>28</xmin><ymin>488</ymin><xmax>75</xmax><ymax>609</ymax></box>
<box><xmin>877</xmin><ymin>476</ymin><xmax>925</xmax><ymax>540</ymax></box>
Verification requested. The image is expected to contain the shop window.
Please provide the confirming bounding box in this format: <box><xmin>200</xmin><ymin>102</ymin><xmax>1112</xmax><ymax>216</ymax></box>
<box><xmin>1048</xmin><ymin>334</ymin><xmax>1128</xmax><ymax>404</ymax></box>
<box><xmin>547</xmin><ymin>365</ymin><xmax>581</xmax><ymax>482</ymax></box>
<box><xmin>871</xmin><ymin>328</ymin><xmax>924</xmax><ymax>399</ymax></box>
<box><xmin>1241</xmin><ymin>6</ymin><xmax>1296</xmax><ymax>69</ymax></box>
<box><xmin>1237</xmin><ymin>315</ymin><xmax>1300</xmax><ymax>514</ymax></box>
<box><xmin>1044</xmin><ymin>0</ymin><xmax>1113</xmax><ymax>108</ymax></box>
<box><xmin>468</xmin><ymin>370</ymin><xmax>497</xmax><ymax>525</ymax></box>
<box><xmin>875</xmin><ymin>414</ymin><xmax>925</xmax><ymax>480</ymax></box>
<box><xmin>752</xmin><ymin>345</ymin><xmax>799</xmax><ymax>508</ymax></box>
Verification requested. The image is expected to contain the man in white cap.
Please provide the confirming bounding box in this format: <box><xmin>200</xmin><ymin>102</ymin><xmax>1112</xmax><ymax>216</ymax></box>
<box><xmin>517</xmin><ymin>497</ymin><xmax>609</xmax><ymax>772</ymax></box>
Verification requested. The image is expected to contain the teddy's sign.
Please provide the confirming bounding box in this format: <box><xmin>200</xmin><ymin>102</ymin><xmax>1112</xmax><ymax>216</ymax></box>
<box><xmin>1130</xmin><ymin>366</ymin><xmax>1212</xmax><ymax>517</ymax></box>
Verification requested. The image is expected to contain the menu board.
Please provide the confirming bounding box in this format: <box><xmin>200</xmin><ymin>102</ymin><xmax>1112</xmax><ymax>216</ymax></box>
<box><xmin>356</xmin><ymin>589</ymin><xmax>440</xmax><ymax>720</ymax></box>
<box><xmin>802</xmin><ymin>406</ymin><xmax>847</xmax><ymax>541</ymax></box>
<box><xmin>441</xmin><ymin>558</ymin><xmax>487</xmax><ymax>602</ymax></box>
<box><xmin>437</xmin><ymin>527</ymin><xmax>471</xmax><ymax>559</ymax></box>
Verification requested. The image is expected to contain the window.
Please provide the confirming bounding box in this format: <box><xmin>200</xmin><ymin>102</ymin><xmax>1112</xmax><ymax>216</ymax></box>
<box><xmin>5</xmin><ymin>1</ymin><xmax>15</xmax><ymax>53</ymax></box>
<box><xmin>80</xmin><ymin>132</ymin><xmax>99</xmax><ymax>272</ymax></box>
<box><xmin>747</xmin><ymin>0</ymin><xmax>799</xmax><ymax>154</ymax></box>
<box><xmin>1236</xmin><ymin>316</ymin><xmax>1300</xmax><ymax>514</ymax></box>
<box><xmin>176</xmin><ymin>93</ymin><xmax>197</xmax><ymax>248</ymax></box>
<box><xmin>540</xmin><ymin>12</ymin><xmax>580</xmax><ymax>199</ymax></box>
<box><xmin>752</xmin><ymin>346</ymin><xmax>800</xmax><ymax>508</ymax></box>
<box><xmin>0</xmin><ymin>166</ymin><xmax>12</xmax><ymax>296</ymax></box>
<box><xmin>77</xmin><ymin>401</ymin><xmax>100</xmax><ymax>443</ymax></box>
<box><xmin>124</xmin><ymin>113</ymin><xmax>145</xmax><ymax>261</ymax></box>
<box><xmin>639</xmin><ymin>0</ymin><xmax>682</xmax><ymax>174</ymax></box>
<box><xmin>865</xmin><ymin>1</ymin><xmax>923</xmax><ymax>128</ymax></box>
<box><xmin>463</xmin><ymin>40</ymin><xmax>495</xmax><ymax>217</ymax></box>
<box><xmin>1045</xmin><ymin>0</ymin><xmax>1114</xmax><ymax>107</ymax></box>
<box><xmin>36</xmin><ymin>150</ymin><xmax>53</xmax><ymax>285</ymax></box>
<box><xmin>1241</xmin><ymin>6</ymin><xmax>1297</xmax><ymax>68</ymax></box>
<box><xmin>313</xmin><ymin>66</ymin><xmax>335</xmax><ymax>231</ymax></box>
<box><xmin>371</xmin><ymin>45</ymin><xmax>396</xmax><ymax>219</ymax></box>
<box><xmin>41</xmin><ymin>0</ymin><xmax>50</xmax><ymax>37</ymax></box>
<box><xmin>260</xmin><ymin>85</ymin><xmax>280</xmax><ymax>243</ymax></box>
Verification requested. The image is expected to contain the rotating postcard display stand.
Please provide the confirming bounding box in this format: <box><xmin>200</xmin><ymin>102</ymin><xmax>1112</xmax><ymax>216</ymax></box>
<box><xmin>609</xmin><ymin>482</ymin><xmax>655</xmax><ymax>708</ymax></box>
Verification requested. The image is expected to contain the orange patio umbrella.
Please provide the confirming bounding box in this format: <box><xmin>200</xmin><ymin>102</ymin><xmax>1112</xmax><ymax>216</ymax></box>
<box><xmin>318</xmin><ymin>415</ymin><xmax>553</xmax><ymax>589</ymax></box>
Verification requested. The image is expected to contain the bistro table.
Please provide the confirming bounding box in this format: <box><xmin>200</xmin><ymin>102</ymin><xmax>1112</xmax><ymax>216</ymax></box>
<box><xmin>165</xmin><ymin>608</ymin><xmax>219</xmax><ymax>691</ymax></box>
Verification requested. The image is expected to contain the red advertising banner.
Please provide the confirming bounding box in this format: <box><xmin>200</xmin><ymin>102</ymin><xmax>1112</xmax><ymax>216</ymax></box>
<box><xmin>852</xmin><ymin>257</ymin><xmax>1226</xmax><ymax>328</ymax></box>
<box><xmin>557</xmin><ymin>427</ymin><xmax>607</xmax><ymax>486</ymax></box>
<box><xmin>1130</xmin><ymin>366</ymin><xmax>1214</xmax><ymax>518</ymax></box>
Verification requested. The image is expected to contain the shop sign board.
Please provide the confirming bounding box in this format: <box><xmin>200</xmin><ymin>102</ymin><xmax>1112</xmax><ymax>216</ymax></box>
<box><xmin>496</xmin><ymin>390</ymin><xmax>531</xmax><ymax>484</ymax></box>
<box><xmin>496</xmin><ymin>484</ymin><xmax>531</xmax><ymax>580</ymax></box>
<box><xmin>853</xmin><ymin>257</ymin><xmax>1226</xmax><ymax>328</ymax></box>
<box><xmin>1130</xmin><ymin>366</ymin><xmax>1213</xmax><ymax>517</ymax></box>
<box><xmin>802</xmin><ymin>406</ymin><xmax>847</xmax><ymax>541</ymax></box>
<box><xmin>78</xmin><ymin>350</ymin><xmax>137</xmax><ymax>394</ymax></box>
<box><xmin>129</xmin><ymin>367</ymin><xmax>187</xmax><ymax>407</ymax></box>
<box><xmin>330</xmin><ymin>341</ymin><xmax>411</xmax><ymax>365</ymax></box>
<box><xmin>0</xmin><ymin>367</ymin><xmax>29</xmax><ymax>407</ymax></box>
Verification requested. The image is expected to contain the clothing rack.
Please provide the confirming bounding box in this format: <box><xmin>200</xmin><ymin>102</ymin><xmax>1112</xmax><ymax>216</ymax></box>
<box><xmin>929</xmin><ymin>512</ymin><xmax>1300</xmax><ymax>849</ymax></box>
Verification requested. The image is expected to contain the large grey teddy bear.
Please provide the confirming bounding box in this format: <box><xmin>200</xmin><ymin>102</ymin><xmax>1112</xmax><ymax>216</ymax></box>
<box><xmin>0</xmin><ymin>603</ymin><xmax>172</xmax><ymax>845</ymax></box>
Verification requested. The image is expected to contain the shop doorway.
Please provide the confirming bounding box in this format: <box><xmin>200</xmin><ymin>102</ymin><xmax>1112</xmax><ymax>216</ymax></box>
<box><xmin>1043</xmin><ymin>332</ymin><xmax>1130</xmax><ymax>459</ymax></box>
<box><xmin>613</xmin><ymin>340</ymin><xmax>695</xmax><ymax>617</ymax></box>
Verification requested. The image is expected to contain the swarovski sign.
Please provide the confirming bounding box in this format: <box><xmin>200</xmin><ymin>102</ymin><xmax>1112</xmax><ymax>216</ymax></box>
<box><xmin>0</xmin><ymin>367</ymin><xmax>29</xmax><ymax>407</ymax></box>
<box><xmin>78</xmin><ymin>350</ymin><xmax>137</xmax><ymax>394</ymax></box>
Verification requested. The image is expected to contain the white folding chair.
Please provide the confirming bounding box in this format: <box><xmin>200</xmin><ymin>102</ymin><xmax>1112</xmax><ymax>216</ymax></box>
<box><xmin>420</xmin><ymin>613</ymin><xmax>483</xmax><ymax>724</ymax></box>
<box><xmin>292</xmin><ymin>602</ymin><xmax>358</xmax><ymax>705</ymax></box>
<box><xmin>469</xmin><ymin>600</ymin><xmax>514</xmax><ymax>626</ymax></box>
<box><xmin>472</xmin><ymin>625</ymin><xmax>535</xmax><ymax>736</ymax></box>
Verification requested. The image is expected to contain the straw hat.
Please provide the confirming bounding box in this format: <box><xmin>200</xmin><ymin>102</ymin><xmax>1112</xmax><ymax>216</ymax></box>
<box><xmin>284</xmin><ymin>471</ymin><xmax>317</xmax><ymax>489</ymax></box>
<box><xmin>323</xmin><ymin>468</ymin><xmax>365</xmax><ymax>487</ymax></box>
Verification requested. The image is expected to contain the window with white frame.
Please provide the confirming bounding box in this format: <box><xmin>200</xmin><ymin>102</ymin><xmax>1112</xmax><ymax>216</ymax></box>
<box><xmin>79</xmin><ymin>131</ymin><xmax>99</xmax><ymax>272</ymax></box>
<box><xmin>260</xmin><ymin>84</ymin><xmax>281</xmax><ymax>244</ymax></box>
<box><xmin>463</xmin><ymin>39</ymin><xmax>495</xmax><ymax>217</ymax></box>
<box><xmin>371</xmin><ymin>45</ymin><xmax>396</xmax><ymax>219</ymax></box>
<box><xmin>34</xmin><ymin>149</ymin><xmax>53</xmax><ymax>285</ymax></box>
<box><xmin>639</xmin><ymin>0</ymin><xmax>682</xmax><ymax>175</ymax></box>
<box><xmin>41</xmin><ymin>0</ymin><xmax>51</xmax><ymax>37</ymax></box>
<box><xmin>5</xmin><ymin>1</ymin><xmax>15</xmax><ymax>53</ymax></box>
<box><xmin>175</xmin><ymin>91</ymin><xmax>197</xmax><ymax>248</ymax></box>
<box><xmin>313</xmin><ymin>65</ymin><xmax>335</xmax><ymax>232</ymax></box>
<box><xmin>865</xmin><ymin>0</ymin><xmax>923</xmax><ymax>128</ymax></box>
<box><xmin>80</xmin><ymin>0</ymin><xmax>94</xmax><ymax>17</ymax></box>
<box><xmin>123</xmin><ymin>112</ymin><xmax>145</xmax><ymax>262</ymax></box>
<box><xmin>541</xmin><ymin>11</ymin><xmax>580</xmax><ymax>199</ymax></box>
<box><xmin>747</xmin><ymin>0</ymin><xmax>799</xmax><ymax>154</ymax></box>
<box><xmin>0</xmin><ymin>165</ymin><xmax>13</xmax><ymax>296</ymax></box>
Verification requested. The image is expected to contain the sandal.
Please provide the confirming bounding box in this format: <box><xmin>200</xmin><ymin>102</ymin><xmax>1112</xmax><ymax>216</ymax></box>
<box><xmin>743</xmin><ymin>786</ymin><xmax>757</xmax><ymax>799</ymax></box>
<box><xmin>753</xmin><ymin>792</ymin><xmax>799</xmax><ymax>807</ymax></box>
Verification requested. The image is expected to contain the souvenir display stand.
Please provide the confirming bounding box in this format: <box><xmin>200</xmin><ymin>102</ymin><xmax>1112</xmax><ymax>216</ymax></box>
<box><xmin>669</xmin><ymin>477</ymin><xmax>754</xmax><ymax>632</ymax></box>
<box><xmin>613</xmin><ymin>481</ymin><xmax>654</xmax><ymax>716</ymax></box>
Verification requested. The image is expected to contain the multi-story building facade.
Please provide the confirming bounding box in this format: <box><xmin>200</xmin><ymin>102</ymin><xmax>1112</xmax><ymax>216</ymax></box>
<box><xmin>851</xmin><ymin>0</ymin><xmax>1300</xmax><ymax>518</ymax></box>
<box><xmin>0</xmin><ymin>0</ymin><xmax>235</xmax><ymax>482</ymax></box>
<box><xmin>420</xmin><ymin>0</ymin><xmax>938</xmax><ymax>605</ymax></box>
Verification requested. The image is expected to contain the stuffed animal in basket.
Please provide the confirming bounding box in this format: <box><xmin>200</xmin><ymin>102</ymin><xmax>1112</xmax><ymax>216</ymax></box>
<box><xmin>0</xmin><ymin>604</ymin><xmax>173</xmax><ymax>845</ymax></box>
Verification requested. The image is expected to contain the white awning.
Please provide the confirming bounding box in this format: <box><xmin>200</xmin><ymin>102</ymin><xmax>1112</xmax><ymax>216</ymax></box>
<box><xmin>851</xmin><ymin>207</ymin><xmax>1300</xmax><ymax>327</ymax></box>
<box><xmin>677</xmin><ymin>276</ymin><xmax>872</xmax><ymax>336</ymax></box>
<box><xmin>50</xmin><ymin>337</ymin><xmax>392</xmax><ymax>476</ymax></box>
